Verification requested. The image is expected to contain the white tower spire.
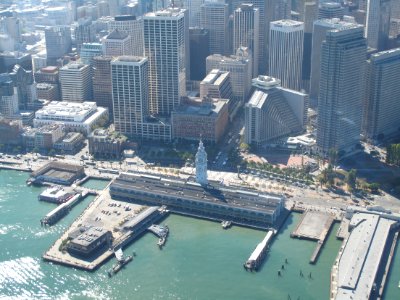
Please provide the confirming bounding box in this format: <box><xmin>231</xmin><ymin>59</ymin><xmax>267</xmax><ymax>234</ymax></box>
<box><xmin>195</xmin><ymin>139</ymin><xmax>208</xmax><ymax>185</ymax></box>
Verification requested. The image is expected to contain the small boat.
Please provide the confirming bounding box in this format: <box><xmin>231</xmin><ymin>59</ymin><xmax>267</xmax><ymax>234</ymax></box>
<box><xmin>398</xmin><ymin>281</ymin><xmax>400</xmax><ymax>288</ymax></box>
<box><xmin>221</xmin><ymin>220</ymin><xmax>232</xmax><ymax>229</ymax></box>
<box><xmin>108</xmin><ymin>248</ymin><xmax>133</xmax><ymax>277</ymax></box>
<box><xmin>158</xmin><ymin>237</ymin><xmax>166</xmax><ymax>248</ymax></box>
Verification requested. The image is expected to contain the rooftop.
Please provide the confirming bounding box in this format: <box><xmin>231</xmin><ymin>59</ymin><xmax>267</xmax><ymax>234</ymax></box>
<box><xmin>335</xmin><ymin>213</ymin><xmax>397</xmax><ymax>299</ymax></box>
<box><xmin>112</xmin><ymin>173</ymin><xmax>284</xmax><ymax>215</ymax></box>
<box><xmin>35</xmin><ymin>101</ymin><xmax>97</xmax><ymax>119</ymax></box>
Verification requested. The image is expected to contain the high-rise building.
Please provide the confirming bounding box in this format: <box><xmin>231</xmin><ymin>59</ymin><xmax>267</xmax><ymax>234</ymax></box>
<box><xmin>245</xmin><ymin>75</ymin><xmax>306</xmax><ymax>145</ymax></box>
<box><xmin>269</xmin><ymin>20</ymin><xmax>304</xmax><ymax>91</ymax></box>
<box><xmin>232</xmin><ymin>0</ymin><xmax>270</xmax><ymax>73</ymax></box>
<box><xmin>365</xmin><ymin>0</ymin><xmax>391</xmax><ymax>50</ymax></box>
<box><xmin>206</xmin><ymin>47</ymin><xmax>252</xmax><ymax>109</ymax></box>
<box><xmin>74</xmin><ymin>18</ymin><xmax>97</xmax><ymax>53</ymax></box>
<box><xmin>59</xmin><ymin>63</ymin><xmax>92</xmax><ymax>102</ymax></box>
<box><xmin>108</xmin><ymin>0</ymin><xmax>121</xmax><ymax>17</ymax></box>
<box><xmin>143</xmin><ymin>8</ymin><xmax>188</xmax><ymax>117</ymax></box>
<box><xmin>108</xmin><ymin>15</ymin><xmax>144</xmax><ymax>57</ymax></box>
<box><xmin>301</xmin><ymin>2</ymin><xmax>318</xmax><ymax>92</ymax></box>
<box><xmin>233</xmin><ymin>4</ymin><xmax>260</xmax><ymax>77</ymax></box>
<box><xmin>93</xmin><ymin>56</ymin><xmax>113</xmax><ymax>116</ymax></box>
<box><xmin>310</xmin><ymin>19</ymin><xmax>355</xmax><ymax>105</ymax></box>
<box><xmin>45</xmin><ymin>26</ymin><xmax>72</xmax><ymax>65</ymax></box>
<box><xmin>317</xmin><ymin>24</ymin><xmax>367</xmax><ymax>154</ymax></box>
<box><xmin>80</xmin><ymin>43</ymin><xmax>103</xmax><ymax>65</ymax></box>
<box><xmin>102</xmin><ymin>29</ymin><xmax>131</xmax><ymax>56</ymax></box>
<box><xmin>318</xmin><ymin>2</ymin><xmax>344</xmax><ymax>19</ymax></box>
<box><xmin>183</xmin><ymin>0</ymin><xmax>204</xmax><ymax>27</ymax></box>
<box><xmin>111</xmin><ymin>56</ymin><xmax>149</xmax><ymax>137</ymax></box>
<box><xmin>363</xmin><ymin>48</ymin><xmax>400</xmax><ymax>141</ymax></box>
<box><xmin>189</xmin><ymin>27</ymin><xmax>210</xmax><ymax>81</ymax></box>
<box><xmin>0</xmin><ymin>77</ymin><xmax>18</xmax><ymax>118</ymax></box>
<box><xmin>200</xmin><ymin>1</ymin><xmax>229</xmax><ymax>55</ymax></box>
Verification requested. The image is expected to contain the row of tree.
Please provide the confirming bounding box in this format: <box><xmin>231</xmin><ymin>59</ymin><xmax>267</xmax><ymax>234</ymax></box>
<box><xmin>386</xmin><ymin>144</ymin><xmax>400</xmax><ymax>166</ymax></box>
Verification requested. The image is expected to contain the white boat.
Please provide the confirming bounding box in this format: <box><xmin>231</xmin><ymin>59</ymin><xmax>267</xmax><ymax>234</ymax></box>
<box><xmin>108</xmin><ymin>249</ymin><xmax>133</xmax><ymax>277</ymax></box>
<box><xmin>115</xmin><ymin>248</ymin><xmax>124</xmax><ymax>262</ymax></box>
<box><xmin>221</xmin><ymin>221</ymin><xmax>232</xmax><ymax>229</ymax></box>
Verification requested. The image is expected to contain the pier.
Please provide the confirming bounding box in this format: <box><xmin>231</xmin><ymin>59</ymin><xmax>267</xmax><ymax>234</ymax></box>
<box><xmin>291</xmin><ymin>211</ymin><xmax>335</xmax><ymax>264</ymax></box>
<box><xmin>148</xmin><ymin>224</ymin><xmax>169</xmax><ymax>248</ymax></box>
<box><xmin>244</xmin><ymin>229</ymin><xmax>275</xmax><ymax>271</ymax></box>
<box><xmin>43</xmin><ymin>186</ymin><xmax>169</xmax><ymax>271</ymax></box>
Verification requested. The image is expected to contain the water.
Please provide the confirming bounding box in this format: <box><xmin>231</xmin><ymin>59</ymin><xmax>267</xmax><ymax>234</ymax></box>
<box><xmin>0</xmin><ymin>170</ymin><xmax>399</xmax><ymax>299</ymax></box>
<box><xmin>80</xmin><ymin>178</ymin><xmax>110</xmax><ymax>190</ymax></box>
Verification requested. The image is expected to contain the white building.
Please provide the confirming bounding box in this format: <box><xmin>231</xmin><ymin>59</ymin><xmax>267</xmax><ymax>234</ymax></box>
<box><xmin>108</xmin><ymin>15</ymin><xmax>144</xmax><ymax>56</ymax></box>
<box><xmin>112</xmin><ymin>56</ymin><xmax>148</xmax><ymax>137</ymax></box>
<box><xmin>102</xmin><ymin>29</ymin><xmax>131</xmax><ymax>57</ymax></box>
<box><xmin>206</xmin><ymin>47</ymin><xmax>252</xmax><ymax>108</ymax></box>
<box><xmin>59</xmin><ymin>63</ymin><xmax>92</xmax><ymax>102</ymax></box>
<box><xmin>34</xmin><ymin>101</ymin><xmax>108</xmax><ymax>135</ymax></box>
<box><xmin>245</xmin><ymin>76</ymin><xmax>307</xmax><ymax>145</ymax></box>
<box><xmin>269</xmin><ymin>19</ymin><xmax>304</xmax><ymax>91</ymax></box>
<box><xmin>143</xmin><ymin>8</ymin><xmax>188</xmax><ymax>117</ymax></box>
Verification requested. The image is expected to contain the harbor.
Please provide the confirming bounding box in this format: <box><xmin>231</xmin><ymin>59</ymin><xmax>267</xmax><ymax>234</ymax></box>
<box><xmin>3</xmin><ymin>169</ymin><xmax>400</xmax><ymax>299</ymax></box>
<box><xmin>291</xmin><ymin>211</ymin><xmax>336</xmax><ymax>264</ymax></box>
<box><xmin>42</xmin><ymin>185</ymin><xmax>169</xmax><ymax>271</ymax></box>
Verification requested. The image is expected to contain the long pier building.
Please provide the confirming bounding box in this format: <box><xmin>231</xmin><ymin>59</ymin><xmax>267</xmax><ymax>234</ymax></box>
<box><xmin>110</xmin><ymin>172</ymin><xmax>284</xmax><ymax>228</ymax></box>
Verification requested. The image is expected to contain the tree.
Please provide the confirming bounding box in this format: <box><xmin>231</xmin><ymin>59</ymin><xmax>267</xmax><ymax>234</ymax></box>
<box><xmin>48</xmin><ymin>149</ymin><xmax>56</xmax><ymax>156</ymax></box>
<box><xmin>328</xmin><ymin>148</ymin><xmax>338</xmax><ymax>169</ymax></box>
<box><xmin>369</xmin><ymin>182</ymin><xmax>380</xmax><ymax>193</ymax></box>
<box><xmin>346</xmin><ymin>169</ymin><xmax>357</xmax><ymax>192</ymax></box>
<box><xmin>239</xmin><ymin>142</ymin><xmax>250</xmax><ymax>152</ymax></box>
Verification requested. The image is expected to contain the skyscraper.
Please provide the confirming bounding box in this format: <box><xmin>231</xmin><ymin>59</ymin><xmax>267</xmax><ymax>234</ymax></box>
<box><xmin>143</xmin><ymin>8</ymin><xmax>188</xmax><ymax>117</ymax></box>
<box><xmin>108</xmin><ymin>15</ymin><xmax>144</xmax><ymax>57</ymax></box>
<box><xmin>74</xmin><ymin>18</ymin><xmax>97</xmax><ymax>53</ymax></box>
<box><xmin>102</xmin><ymin>29</ymin><xmax>131</xmax><ymax>56</ymax></box>
<box><xmin>93</xmin><ymin>56</ymin><xmax>113</xmax><ymax>116</ymax></box>
<box><xmin>318</xmin><ymin>2</ymin><xmax>344</xmax><ymax>20</ymax></box>
<box><xmin>269</xmin><ymin>20</ymin><xmax>304</xmax><ymax>91</ymax></box>
<box><xmin>189</xmin><ymin>28</ymin><xmax>210</xmax><ymax>81</ymax></box>
<box><xmin>200</xmin><ymin>1</ymin><xmax>229</xmax><ymax>55</ymax></box>
<box><xmin>111</xmin><ymin>56</ymin><xmax>148</xmax><ymax>137</ymax></box>
<box><xmin>45</xmin><ymin>26</ymin><xmax>72</xmax><ymax>65</ymax></box>
<box><xmin>365</xmin><ymin>0</ymin><xmax>391</xmax><ymax>50</ymax></box>
<box><xmin>310</xmin><ymin>19</ymin><xmax>355</xmax><ymax>105</ymax></box>
<box><xmin>183</xmin><ymin>0</ymin><xmax>204</xmax><ymax>27</ymax></box>
<box><xmin>317</xmin><ymin>24</ymin><xmax>367</xmax><ymax>154</ymax></box>
<box><xmin>363</xmin><ymin>48</ymin><xmax>400</xmax><ymax>141</ymax></box>
<box><xmin>232</xmin><ymin>0</ymin><xmax>269</xmax><ymax>73</ymax></box>
<box><xmin>233</xmin><ymin>4</ymin><xmax>260</xmax><ymax>77</ymax></box>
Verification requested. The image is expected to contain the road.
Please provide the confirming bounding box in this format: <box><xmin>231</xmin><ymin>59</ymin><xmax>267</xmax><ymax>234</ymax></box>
<box><xmin>2</xmin><ymin>149</ymin><xmax>400</xmax><ymax>214</ymax></box>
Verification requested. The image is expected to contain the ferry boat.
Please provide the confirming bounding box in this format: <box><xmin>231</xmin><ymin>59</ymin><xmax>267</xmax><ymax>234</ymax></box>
<box><xmin>107</xmin><ymin>249</ymin><xmax>133</xmax><ymax>277</ymax></box>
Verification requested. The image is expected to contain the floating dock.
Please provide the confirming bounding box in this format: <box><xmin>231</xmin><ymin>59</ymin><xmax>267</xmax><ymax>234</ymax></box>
<box><xmin>291</xmin><ymin>211</ymin><xmax>335</xmax><ymax>264</ymax></box>
<box><xmin>244</xmin><ymin>229</ymin><xmax>275</xmax><ymax>271</ymax></box>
